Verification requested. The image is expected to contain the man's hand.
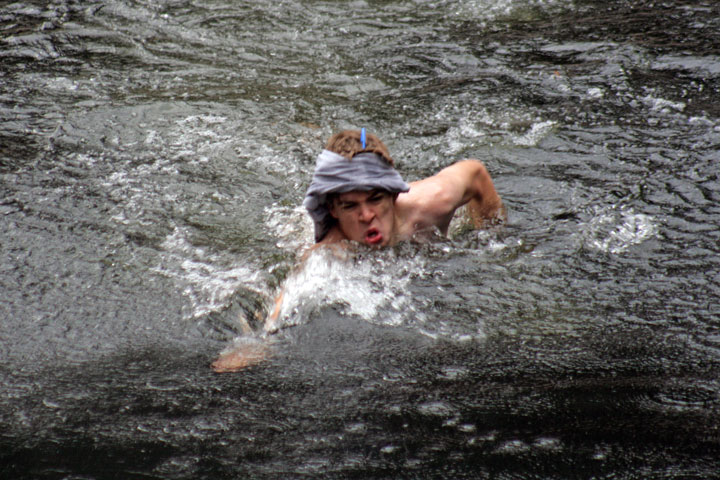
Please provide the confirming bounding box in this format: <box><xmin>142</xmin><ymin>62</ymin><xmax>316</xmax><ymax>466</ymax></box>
<box><xmin>212</xmin><ymin>340</ymin><xmax>269</xmax><ymax>373</ymax></box>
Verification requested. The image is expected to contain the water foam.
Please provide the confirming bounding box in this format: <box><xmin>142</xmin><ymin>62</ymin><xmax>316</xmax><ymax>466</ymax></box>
<box><xmin>640</xmin><ymin>95</ymin><xmax>686</xmax><ymax>115</ymax></box>
<box><xmin>513</xmin><ymin>120</ymin><xmax>557</xmax><ymax>147</ymax></box>
<box><xmin>264</xmin><ymin>203</ymin><xmax>314</xmax><ymax>252</ymax></box>
<box><xmin>169</xmin><ymin>114</ymin><xmax>234</xmax><ymax>160</ymax></box>
<box><xmin>266</xmin><ymin>246</ymin><xmax>429</xmax><ymax>334</ymax></box>
<box><xmin>451</xmin><ymin>0</ymin><xmax>574</xmax><ymax>25</ymax></box>
<box><xmin>152</xmin><ymin>227</ymin><xmax>265</xmax><ymax>320</ymax></box>
<box><xmin>431</xmin><ymin>97</ymin><xmax>557</xmax><ymax>153</ymax></box>
<box><xmin>579</xmin><ymin>206</ymin><xmax>658</xmax><ymax>254</ymax></box>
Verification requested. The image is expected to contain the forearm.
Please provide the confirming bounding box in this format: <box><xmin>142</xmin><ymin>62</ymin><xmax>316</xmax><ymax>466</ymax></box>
<box><xmin>263</xmin><ymin>291</ymin><xmax>284</xmax><ymax>333</ymax></box>
<box><xmin>462</xmin><ymin>160</ymin><xmax>506</xmax><ymax>226</ymax></box>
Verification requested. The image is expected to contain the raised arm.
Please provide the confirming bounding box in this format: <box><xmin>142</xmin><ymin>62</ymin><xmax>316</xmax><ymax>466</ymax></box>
<box><xmin>397</xmin><ymin>159</ymin><xmax>505</xmax><ymax>235</ymax></box>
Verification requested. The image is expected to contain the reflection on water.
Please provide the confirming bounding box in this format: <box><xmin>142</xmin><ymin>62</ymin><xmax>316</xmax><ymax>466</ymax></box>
<box><xmin>2</xmin><ymin>0</ymin><xmax>720</xmax><ymax>478</ymax></box>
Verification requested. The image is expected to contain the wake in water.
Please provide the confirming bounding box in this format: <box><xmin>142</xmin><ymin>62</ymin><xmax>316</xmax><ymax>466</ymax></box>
<box><xmin>211</xmin><ymin>237</ymin><xmax>489</xmax><ymax>372</ymax></box>
<box><xmin>209</xmin><ymin>194</ymin><xmax>660</xmax><ymax>364</ymax></box>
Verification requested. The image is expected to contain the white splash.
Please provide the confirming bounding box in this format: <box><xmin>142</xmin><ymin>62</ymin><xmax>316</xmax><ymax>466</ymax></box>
<box><xmin>432</xmin><ymin>98</ymin><xmax>556</xmax><ymax>153</ymax></box>
<box><xmin>640</xmin><ymin>95</ymin><xmax>686</xmax><ymax>114</ymax></box>
<box><xmin>153</xmin><ymin>227</ymin><xmax>265</xmax><ymax>319</ymax></box>
<box><xmin>443</xmin><ymin>112</ymin><xmax>498</xmax><ymax>154</ymax></box>
<box><xmin>452</xmin><ymin>0</ymin><xmax>573</xmax><ymax>25</ymax></box>
<box><xmin>169</xmin><ymin>114</ymin><xmax>234</xmax><ymax>160</ymax></box>
<box><xmin>513</xmin><ymin>120</ymin><xmax>557</xmax><ymax>147</ymax></box>
<box><xmin>266</xmin><ymin>246</ymin><xmax>429</xmax><ymax>333</ymax></box>
<box><xmin>264</xmin><ymin>203</ymin><xmax>314</xmax><ymax>252</ymax></box>
<box><xmin>587</xmin><ymin>87</ymin><xmax>604</xmax><ymax>99</ymax></box>
<box><xmin>580</xmin><ymin>206</ymin><xmax>658</xmax><ymax>254</ymax></box>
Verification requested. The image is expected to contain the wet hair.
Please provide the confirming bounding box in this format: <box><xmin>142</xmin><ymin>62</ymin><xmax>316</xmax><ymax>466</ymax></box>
<box><xmin>324</xmin><ymin>129</ymin><xmax>395</xmax><ymax>167</ymax></box>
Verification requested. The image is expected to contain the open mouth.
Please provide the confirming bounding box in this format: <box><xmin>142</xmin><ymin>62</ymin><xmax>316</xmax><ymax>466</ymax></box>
<box><xmin>365</xmin><ymin>227</ymin><xmax>383</xmax><ymax>245</ymax></box>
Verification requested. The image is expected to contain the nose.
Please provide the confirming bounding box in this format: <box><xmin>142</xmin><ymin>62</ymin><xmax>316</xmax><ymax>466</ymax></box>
<box><xmin>358</xmin><ymin>203</ymin><xmax>375</xmax><ymax>223</ymax></box>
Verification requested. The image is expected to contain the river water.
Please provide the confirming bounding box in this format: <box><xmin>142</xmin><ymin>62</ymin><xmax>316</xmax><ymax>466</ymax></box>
<box><xmin>1</xmin><ymin>0</ymin><xmax>719</xmax><ymax>478</ymax></box>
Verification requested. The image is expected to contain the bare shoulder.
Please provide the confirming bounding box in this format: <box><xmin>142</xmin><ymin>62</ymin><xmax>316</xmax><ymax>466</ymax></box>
<box><xmin>434</xmin><ymin>159</ymin><xmax>492</xmax><ymax>188</ymax></box>
<box><xmin>395</xmin><ymin>159</ymin><xmax>502</xmax><ymax>235</ymax></box>
<box><xmin>399</xmin><ymin>160</ymin><xmax>486</xmax><ymax>211</ymax></box>
<box><xmin>395</xmin><ymin>171</ymin><xmax>464</xmax><ymax>235</ymax></box>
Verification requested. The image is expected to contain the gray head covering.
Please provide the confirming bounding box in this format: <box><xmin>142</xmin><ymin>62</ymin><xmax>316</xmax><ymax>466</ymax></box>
<box><xmin>303</xmin><ymin>149</ymin><xmax>410</xmax><ymax>242</ymax></box>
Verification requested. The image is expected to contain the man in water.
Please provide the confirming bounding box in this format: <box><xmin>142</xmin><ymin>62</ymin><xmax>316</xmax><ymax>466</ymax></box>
<box><xmin>212</xmin><ymin>129</ymin><xmax>505</xmax><ymax>372</ymax></box>
<box><xmin>305</xmin><ymin>129</ymin><xmax>504</xmax><ymax>248</ymax></box>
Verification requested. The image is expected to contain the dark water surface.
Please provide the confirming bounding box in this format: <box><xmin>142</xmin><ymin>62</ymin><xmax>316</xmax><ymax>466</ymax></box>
<box><xmin>2</xmin><ymin>0</ymin><xmax>719</xmax><ymax>478</ymax></box>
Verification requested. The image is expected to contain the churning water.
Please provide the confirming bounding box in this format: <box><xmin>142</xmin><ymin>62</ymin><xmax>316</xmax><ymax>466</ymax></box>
<box><xmin>1</xmin><ymin>0</ymin><xmax>719</xmax><ymax>478</ymax></box>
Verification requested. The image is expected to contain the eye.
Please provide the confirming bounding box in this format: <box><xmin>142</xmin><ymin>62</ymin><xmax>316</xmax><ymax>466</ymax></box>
<box><xmin>368</xmin><ymin>192</ymin><xmax>386</xmax><ymax>203</ymax></box>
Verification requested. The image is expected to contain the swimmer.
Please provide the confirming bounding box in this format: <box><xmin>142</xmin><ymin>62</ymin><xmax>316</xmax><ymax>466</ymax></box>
<box><xmin>212</xmin><ymin>129</ymin><xmax>505</xmax><ymax>372</ymax></box>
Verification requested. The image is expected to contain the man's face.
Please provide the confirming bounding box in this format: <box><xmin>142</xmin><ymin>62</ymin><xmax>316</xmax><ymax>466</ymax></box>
<box><xmin>329</xmin><ymin>190</ymin><xmax>396</xmax><ymax>247</ymax></box>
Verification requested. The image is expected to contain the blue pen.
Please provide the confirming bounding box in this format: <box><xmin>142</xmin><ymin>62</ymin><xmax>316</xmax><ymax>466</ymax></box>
<box><xmin>360</xmin><ymin>128</ymin><xmax>367</xmax><ymax>149</ymax></box>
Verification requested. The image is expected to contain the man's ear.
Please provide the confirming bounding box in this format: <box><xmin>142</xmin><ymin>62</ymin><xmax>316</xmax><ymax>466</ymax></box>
<box><xmin>328</xmin><ymin>199</ymin><xmax>339</xmax><ymax>219</ymax></box>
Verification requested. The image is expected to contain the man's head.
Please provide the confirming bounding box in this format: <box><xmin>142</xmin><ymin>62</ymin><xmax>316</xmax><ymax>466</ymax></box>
<box><xmin>303</xmin><ymin>130</ymin><xmax>410</xmax><ymax>244</ymax></box>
